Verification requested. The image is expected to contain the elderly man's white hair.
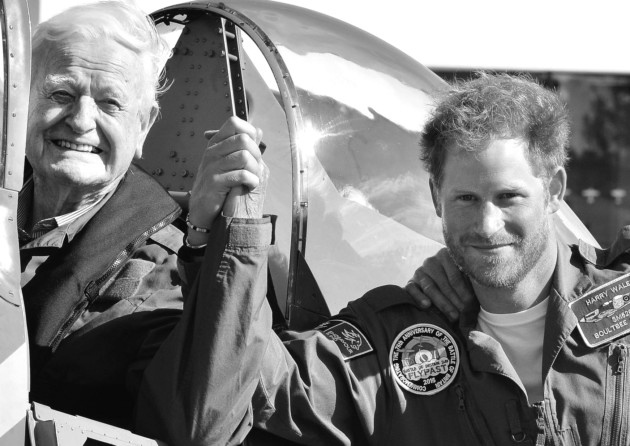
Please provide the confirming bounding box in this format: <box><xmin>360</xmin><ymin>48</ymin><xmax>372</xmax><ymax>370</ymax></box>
<box><xmin>31</xmin><ymin>0</ymin><xmax>171</xmax><ymax>109</ymax></box>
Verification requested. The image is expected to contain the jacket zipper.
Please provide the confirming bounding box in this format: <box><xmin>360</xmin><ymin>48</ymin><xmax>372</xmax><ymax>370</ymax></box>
<box><xmin>611</xmin><ymin>343</ymin><xmax>628</xmax><ymax>446</ymax></box>
<box><xmin>49</xmin><ymin>210</ymin><xmax>180</xmax><ymax>351</ymax></box>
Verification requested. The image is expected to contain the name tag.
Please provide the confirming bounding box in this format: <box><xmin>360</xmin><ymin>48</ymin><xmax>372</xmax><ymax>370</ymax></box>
<box><xmin>569</xmin><ymin>272</ymin><xmax>630</xmax><ymax>347</ymax></box>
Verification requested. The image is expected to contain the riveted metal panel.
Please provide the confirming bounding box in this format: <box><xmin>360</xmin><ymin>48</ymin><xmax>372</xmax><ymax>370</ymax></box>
<box><xmin>1</xmin><ymin>0</ymin><xmax>30</xmax><ymax>192</ymax></box>
<box><xmin>138</xmin><ymin>12</ymin><xmax>243</xmax><ymax>201</ymax></box>
<box><xmin>0</xmin><ymin>1</ymin><xmax>31</xmax><ymax>444</ymax></box>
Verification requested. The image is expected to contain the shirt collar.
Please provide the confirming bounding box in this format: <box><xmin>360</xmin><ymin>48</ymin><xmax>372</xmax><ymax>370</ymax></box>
<box><xmin>18</xmin><ymin>175</ymin><xmax>120</xmax><ymax>248</ymax></box>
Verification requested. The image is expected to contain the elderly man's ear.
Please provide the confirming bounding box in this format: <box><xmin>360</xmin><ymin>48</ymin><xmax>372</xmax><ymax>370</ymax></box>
<box><xmin>135</xmin><ymin>105</ymin><xmax>160</xmax><ymax>159</ymax></box>
<box><xmin>547</xmin><ymin>167</ymin><xmax>567</xmax><ymax>214</ymax></box>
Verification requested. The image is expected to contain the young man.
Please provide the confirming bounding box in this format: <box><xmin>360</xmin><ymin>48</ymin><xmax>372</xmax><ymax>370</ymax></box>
<box><xmin>141</xmin><ymin>74</ymin><xmax>629</xmax><ymax>445</ymax></box>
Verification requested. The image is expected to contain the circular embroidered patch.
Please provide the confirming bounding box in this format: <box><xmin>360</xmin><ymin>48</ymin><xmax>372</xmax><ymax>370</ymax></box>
<box><xmin>390</xmin><ymin>323</ymin><xmax>460</xmax><ymax>395</ymax></box>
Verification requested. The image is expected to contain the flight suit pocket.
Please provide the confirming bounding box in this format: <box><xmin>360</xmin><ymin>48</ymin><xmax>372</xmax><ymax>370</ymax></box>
<box><xmin>602</xmin><ymin>342</ymin><xmax>630</xmax><ymax>446</ymax></box>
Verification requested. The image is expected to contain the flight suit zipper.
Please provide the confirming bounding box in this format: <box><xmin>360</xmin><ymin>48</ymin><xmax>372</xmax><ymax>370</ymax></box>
<box><xmin>48</xmin><ymin>211</ymin><xmax>179</xmax><ymax>351</ymax></box>
<box><xmin>455</xmin><ymin>383</ymin><xmax>497</xmax><ymax>446</ymax></box>
<box><xmin>610</xmin><ymin>343</ymin><xmax>628</xmax><ymax>446</ymax></box>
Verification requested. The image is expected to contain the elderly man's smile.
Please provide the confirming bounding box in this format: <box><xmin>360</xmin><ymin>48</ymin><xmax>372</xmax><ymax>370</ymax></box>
<box><xmin>52</xmin><ymin>139</ymin><xmax>102</xmax><ymax>154</ymax></box>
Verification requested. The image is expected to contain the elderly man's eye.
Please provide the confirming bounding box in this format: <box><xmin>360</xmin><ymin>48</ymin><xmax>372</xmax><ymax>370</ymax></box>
<box><xmin>101</xmin><ymin>99</ymin><xmax>122</xmax><ymax>111</ymax></box>
<box><xmin>50</xmin><ymin>91</ymin><xmax>74</xmax><ymax>103</ymax></box>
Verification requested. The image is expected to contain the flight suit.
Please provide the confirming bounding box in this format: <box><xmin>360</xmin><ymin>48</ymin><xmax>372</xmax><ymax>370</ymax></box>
<box><xmin>139</xmin><ymin>218</ymin><xmax>630</xmax><ymax>446</ymax></box>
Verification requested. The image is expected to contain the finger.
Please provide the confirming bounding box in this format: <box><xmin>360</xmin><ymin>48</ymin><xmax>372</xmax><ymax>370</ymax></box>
<box><xmin>204</xmin><ymin>129</ymin><xmax>219</xmax><ymax>140</ymax></box>
<box><xmin>422</xmin><ymin>254</ymin><xmax>465</xmax><ymax>311</ymax></box>
<box><xmin>435</xmin><ymin>249</ymin><xmax>474</xmax><ymax>307</ymax></box>
<box><xmin>206</xmin><ymin>134</ymin><xmax>263</xmax><ymax>163</ymax></box>
<box><xmin>405</xmin><ymin>274</ymin><xmax>431</xmax><ymax>308</ymax></box>
<box><xmin>209</xmin><ymin>116</ymin><xmax>258</xmax><ymax>146</ymax></box>
<box><xmin>414</xmin><ymin>271</ymin><xmax>460</xmax><ymax>321</ymax></box>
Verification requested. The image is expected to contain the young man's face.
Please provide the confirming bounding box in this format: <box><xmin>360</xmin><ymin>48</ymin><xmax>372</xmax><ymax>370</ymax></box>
<box><xmin>432</xmin><ymin>138</ymin><xmax>564</xmax><ymax>289</ymax></box>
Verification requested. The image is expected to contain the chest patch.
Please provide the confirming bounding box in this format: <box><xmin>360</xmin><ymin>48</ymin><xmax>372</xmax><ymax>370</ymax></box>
<box><xmin>569</xmin><ymin>272</ymin><xmax>630</xmax><ymax>347</ymax></box>
<box><xmin>317</xmin><ymin>319</ymin><xmax>373</xmax><ymax>361</ymax></box>
<box><xmin>390</xmin><ymin>323</ymin><xmax>459</xmax><ymax>395</ymax></box>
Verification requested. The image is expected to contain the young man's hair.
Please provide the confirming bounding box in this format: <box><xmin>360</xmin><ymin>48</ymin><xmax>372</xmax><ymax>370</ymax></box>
<box><xmin>420</xmin><ymin>72</ymin><xmax>570</xmax><ymax>189</ymax></box>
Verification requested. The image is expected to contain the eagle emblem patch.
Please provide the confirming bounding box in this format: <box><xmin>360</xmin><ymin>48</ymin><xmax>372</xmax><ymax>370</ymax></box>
<box><xmin>317</xmin><ymin>319</ymin><xmax>373</xmax><ymax>361</ymax></box>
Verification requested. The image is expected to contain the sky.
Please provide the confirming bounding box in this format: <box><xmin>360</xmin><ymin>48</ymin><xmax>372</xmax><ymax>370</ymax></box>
<box><xmin>29</xmin><ymin>0</ymin><xmax>630</xmax><ymax>74</ymax></box>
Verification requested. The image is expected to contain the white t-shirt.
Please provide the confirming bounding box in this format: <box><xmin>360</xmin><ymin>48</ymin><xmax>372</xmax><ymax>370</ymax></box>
<box><xmin>477</xmin><ymin>298</ymin><xmax>548</xmax><ymax>402</ymax></box>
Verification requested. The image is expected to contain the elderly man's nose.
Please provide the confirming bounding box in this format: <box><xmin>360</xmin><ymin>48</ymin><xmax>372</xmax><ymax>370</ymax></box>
<box><xmin>66</xmin><ymin>97</ymin><xmax>97</xmax><ymax>133</ymax></box>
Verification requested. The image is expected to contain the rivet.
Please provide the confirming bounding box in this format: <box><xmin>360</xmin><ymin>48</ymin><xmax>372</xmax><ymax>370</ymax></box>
<box><xmin>189</xmin><ymin>117</ymin><xmax>194</xmax><ymax>122</ymax></box>
<box><xmin>190</xmin><ymin>131</ymin><xmax>195</xmax><ymax>136</ymax></box>
<box><xmin>169</xmin><ymin>151</ymin><xmax>177</xmax><ymax>157</ymax></box>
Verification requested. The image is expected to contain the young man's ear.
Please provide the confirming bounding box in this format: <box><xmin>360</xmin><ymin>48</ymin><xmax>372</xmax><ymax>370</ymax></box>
<box><xmin>547</xmin><ymin>167</ymin><xmax>567</xmax><ymax>214</ymax></box>
<box><xmin>430</xmin><ymin>180</ymin><xmax>442</xmax><ymax>218</ymax></box>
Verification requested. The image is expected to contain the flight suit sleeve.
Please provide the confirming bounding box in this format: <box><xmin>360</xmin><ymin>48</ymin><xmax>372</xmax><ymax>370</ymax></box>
<box><xmin>248</xmin><ymin>322</ymin><xmax>377</xmax><ymax>445</ymax></box>
<box><xmin>134</xmin><ymin>215</ymin><xmax>273</xmax><ymax>446</ymax></box>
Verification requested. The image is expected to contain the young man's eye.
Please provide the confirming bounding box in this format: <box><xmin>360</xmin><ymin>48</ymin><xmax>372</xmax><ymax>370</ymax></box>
<box><xmin>457</xmin><ymin>195</ymin><xmax>475</xmax><ymax>202</ymax></box>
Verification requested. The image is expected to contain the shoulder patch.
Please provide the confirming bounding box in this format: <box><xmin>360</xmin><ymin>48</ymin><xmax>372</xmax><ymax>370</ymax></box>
<box><xmin>316</xmin><ymin>319</ymin><xmax>373</xmax><ymax>361</ymax></box>
<box><xmin>569</xmin><ymin>272</ymin><xmax>630</xmax><ymax>347</ymax></box>
<box><xmin>390</xmin><ymin>323</ymin><xmax>459</xmax><ymax>395</ymax></box>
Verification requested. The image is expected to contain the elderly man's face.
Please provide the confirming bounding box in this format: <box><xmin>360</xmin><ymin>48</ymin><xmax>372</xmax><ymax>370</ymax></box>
<box><xmin>432</xmin><ymin>139</ymin><xmax>563</xmax><ymax>289</ymax></box>
<box><xmin>26</xmin><ymin>38</ymin><xmax>156</xmax><ymax>191</ymax></box>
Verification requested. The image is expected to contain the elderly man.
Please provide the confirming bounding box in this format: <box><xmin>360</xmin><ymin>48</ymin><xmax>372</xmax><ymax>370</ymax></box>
<box><xmin>141</xmin><ymin>73</ymin><xmax>630</xmax><ymax>445</ymax></box>
<box><xmin>20</xmin><ymin>0</ymin><xmax>264</xmax><ymax>430</ymax></box>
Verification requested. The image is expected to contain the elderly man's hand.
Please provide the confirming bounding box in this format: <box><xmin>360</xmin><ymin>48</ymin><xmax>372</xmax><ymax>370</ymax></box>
<box><xmin>405</xmin><ymin>248</ymin><xmax>475</xmax><ymax>321</ymax></box>
<box><xmin>187</xmin><ymin>117</ymin><xmax>266</xmax><ymax>242</ymax></box>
